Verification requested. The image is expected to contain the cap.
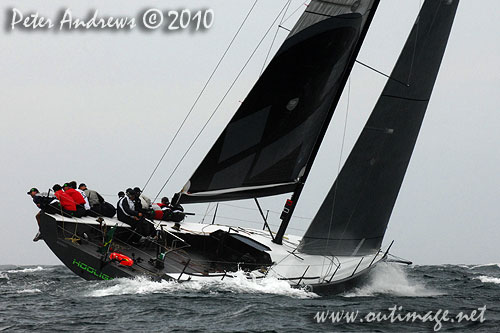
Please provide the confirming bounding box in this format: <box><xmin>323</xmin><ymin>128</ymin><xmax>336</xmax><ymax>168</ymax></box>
<box><xmin>27</xmin><ymin>187</ymin><xmax>39</xmax><ymax>195</ymax></box>
<box><xmin>79</xmin><ymin>183</ymin><xmax>86</xmax><ymax>188</ymax></box>
<box><xmin>53</xmin><ymin>184</ymin><xmax>62</xmax><ymax>191</ymax></box>
<box><xmin>63</xmin><ymin>183</ymin><xmax>70</xmax><ymax>188</ymax></box>
<box><xmin>133</xmin><ymin>187</ymin><xmax>142</xmax><ymax>194</ymax></box>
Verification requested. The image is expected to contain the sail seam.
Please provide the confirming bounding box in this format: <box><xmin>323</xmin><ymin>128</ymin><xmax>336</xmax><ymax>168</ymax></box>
<box><xmin>185</xmin><ymin>182</ymin><xmax>297</xmax><ymax>196</ymax></box>
<box><xmin>381</xmin><ymin>94</ymin><xmax>429</xmax><ymax>102</ymax></box>
<box><xmin>304</xmin><ymin>10</ymin><xmax>361</xmax><ymax>19</ymax></box>
<box><xmin>303</xmin><ymin>235</ymin><xmax>383</xmax><ymax>240</ymax></box>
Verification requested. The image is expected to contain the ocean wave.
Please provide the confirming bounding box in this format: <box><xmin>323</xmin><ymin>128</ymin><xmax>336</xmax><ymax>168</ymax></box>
<box><xmin>87</xmin><ymin>271</ymin><xmax>318</xmax><ymax>299</ymax></box>
<box><xmin>470</xmin><ymin>263</ymin><xmax>500</xmax><ymax>270</ymax></box>
<box><xmin>16</xmin><ymin>288</ymin><xmax>42</xmax><ymax>294</ymax></box>
<box><xmin>475</xmin><ymin>275</ymin><xmax>500</xmax><ymax>284</ymax></box>
<box><xmin>6</xmin><ymin>266</ymin><xmax>44</xmax><ymax>274</ymax></box>
<box><xmin>343</xmin><ymin>263</ymin><xmax>443</xmax><ymax>297</ymax></box>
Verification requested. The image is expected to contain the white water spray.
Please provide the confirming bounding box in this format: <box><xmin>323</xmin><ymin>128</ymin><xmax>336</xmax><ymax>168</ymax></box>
<box><xmin>87</xmin><ymin>270</ymin><xmax>318</xmax><ymax>299</ymax></box>
<box><xmin>343</xmin><ymin>263</ymin><xmax>442</xmax><ymax>297</ymax></box>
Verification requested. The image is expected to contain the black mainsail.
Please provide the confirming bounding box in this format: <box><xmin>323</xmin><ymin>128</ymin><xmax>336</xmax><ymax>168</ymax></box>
<box><xmin>177</xmin><ymin>0</ymin><xmax>380</xmax><ymax>204</ymax></box>
<box><xmin>298</xmin><ymin>0</ymin><xmax>459</xmax><ymax>255</ymax></box>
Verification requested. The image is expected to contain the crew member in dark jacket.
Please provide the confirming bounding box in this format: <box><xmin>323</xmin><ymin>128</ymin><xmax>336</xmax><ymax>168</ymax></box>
<box><xmin>117</xmin><ymin>188</ymin><xmax>143</xmax><ymax>226</ymax></box>
<box><xmin>27</xmin><ymin>187</ymin><xmax>59</xmax><ymax>242</ymax></box>
<box><xmin>117</xmin><ymin>189</ymin><xmax>154</xmax><ymax>241</ymax></box>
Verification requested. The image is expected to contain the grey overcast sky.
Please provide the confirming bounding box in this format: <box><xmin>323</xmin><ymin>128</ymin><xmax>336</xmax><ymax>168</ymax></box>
<box><xmin>1</xmin><ymin>0</ymin><xmax>498</xmax><ymax>265</ymax></box>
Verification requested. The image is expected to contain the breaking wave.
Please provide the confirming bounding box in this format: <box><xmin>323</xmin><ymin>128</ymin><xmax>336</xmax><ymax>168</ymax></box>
<box><xmin>470</xmin><ymin>263</ymin><xmax>500</xmax><ymax>270</ymax></box>
<box><xmin>343</xmin><ymin>263</ymin><xmax>442</xmax><ymax>297</ymax></box>
<box><xmin>87</xmin><ymin>271</ymin><xmax>318</xmax><ymax>299</ymax></box>
<box><xmin>475</xmin><ymin>275</ymin><xmax>500</xmax><ymax>284</ymax></box>
<box><xmin>16</xmin><ymin>288</ymin><xmax>42</xmax><ymax>294</ymax></box>
<box><xmin>6</xmin><ymin>266</ymin><xmax>44</xmax><ymax>274</ymax></box>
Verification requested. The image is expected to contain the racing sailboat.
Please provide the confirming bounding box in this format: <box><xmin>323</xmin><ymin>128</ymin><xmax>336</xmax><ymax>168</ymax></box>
<box><xmin>37</xmin><ymin>0</ymin><xmax>459</xmax><ymax>293</ymax></box>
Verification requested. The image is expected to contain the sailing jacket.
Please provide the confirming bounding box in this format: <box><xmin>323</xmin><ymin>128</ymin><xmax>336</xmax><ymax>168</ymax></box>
<box><xmin>32</xmin><ymin>192</ymin><xmax>59</xmax><ymax>210</ymax></box>
<box><xmin>54</xmin><ymin>190</ymin><xmax>77</xmax><ymax>211</ymax></box>
<box><xmin>76</xmin><ymin>189</ymin><xmax>91</xmax><ymax>210</ymax></box>
<box><xmin>139</xmin><ymin>194</ymin><xmax>151</xmax><ymax>209</ymax></box>
<box><xmin>84</xmin><ymin>189</ymin><xmax>104</xmax><ymax>207</ymax></box>
<box><xmin>117</xmin><ymin>197</ymin><xmax>140</xmax><ymax>222</ymax></box>
<box><xmin>64</xmin><ymin>188</ymin><xmax>86</xmax><ymax>206</ymax></box>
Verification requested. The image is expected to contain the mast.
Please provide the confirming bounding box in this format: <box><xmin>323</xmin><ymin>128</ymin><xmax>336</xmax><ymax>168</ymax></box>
<box><xmin>273</xmin><ymin>0</ymin><xmax>381</xmax><ymax>244</ymax></box>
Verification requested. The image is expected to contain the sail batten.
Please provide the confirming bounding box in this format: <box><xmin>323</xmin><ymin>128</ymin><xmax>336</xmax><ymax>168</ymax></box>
<box><xmin>298</xmin><ymin>0</ymin><xmax>459</xmax><ymax>256</ymax></box>
<box><xmin>178</xmin><ymin>0</ymin><xmax>379</xmax><ymax>205</ymax></box>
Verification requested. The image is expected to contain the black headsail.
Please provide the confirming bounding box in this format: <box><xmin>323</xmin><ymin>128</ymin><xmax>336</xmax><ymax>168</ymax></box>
<box><xmin>298</xmin><ymin>0</ymin><xmax>459</xmax><ymax>256</ymax></box>
<box><xmin>177</xmin><ymin>0</ymin><xmax>380</xmax><ymax>206</ymax></box>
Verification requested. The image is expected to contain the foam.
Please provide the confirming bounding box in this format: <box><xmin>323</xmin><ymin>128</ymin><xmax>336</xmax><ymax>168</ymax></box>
<box><xmin>6</xmin><ymin>266</ymin><xmax>44</xmax><ymax>273</ymax></box>
<box><xmin>16</xmin><ymin>288</ymin><xmax>42</xmax><ymax>294</ymax></box>
<box><xmin>87</xmin><ymin>271</ymin><xmax>318</xmax><ymax>299</ymax></box>
<box><xmin>470</xmin><ymin>263</ymin><xmax>500</xmax><ymax>270</ymax></box>
<box><xmin>475</xmin><ymin>275</ymin><xmax>500</xmax><ymax>284</ymax></box>
<box><xmin>343</xmin><ymin>263</ymin><xmax>443</xmax><ymax>297</ymax></box>
<box><xmin>0</xmin><ymin>273</ymin><xmax>9</xmax><ymax>280</ymax></box>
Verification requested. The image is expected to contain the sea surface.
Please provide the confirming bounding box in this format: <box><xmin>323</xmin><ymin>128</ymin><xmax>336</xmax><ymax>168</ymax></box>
<box><xmin>1</xmin><ymin>263</ymin><xmax>499</xmax><ymax>332</ymax></box>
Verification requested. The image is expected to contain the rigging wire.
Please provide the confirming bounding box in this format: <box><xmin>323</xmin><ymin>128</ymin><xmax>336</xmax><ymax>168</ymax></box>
<box><xmin>282</xmin><ymin>1</ymin><xmax>309</xmax><ymax>25</ymax></box>
<box><xmin>141</xmin><ymin>0</ymin><xmax>260</xmax><ymax>192</ymax></box>
<box><xmin>153</xmin><ymin>1</ymin><xmax>294</xmax><ymax>202</ymax></box>
<box><xmin>260</xmin><ymin>0</ymin><xmax>292</xmax><ymax>76</ymax></box>
<box><xmin>355</xmin><ymin>60</ymin><xmax>409</xmax><ymax>87</ymax></box>
<box><xmin>219</xmin><ymin>202</ymin><xmax>313</xmax><ymax>220</ymax></box>
<box><xmin>200</xmin><ymin>202</ymin><xmax>212</xmax><ymax>224</ymax></box>
<box><xmin>320</xmin><ymin>77</ymin><xmax>352</xmax><ymax>278</ymax></box>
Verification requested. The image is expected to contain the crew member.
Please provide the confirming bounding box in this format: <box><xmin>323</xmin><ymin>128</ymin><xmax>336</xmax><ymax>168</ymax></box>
<box><xmin>53</xmin><ymin>184</ymin><xmax>79</xmax><ymax>217</ymax></box>
<box><xmin>62</xmin><ymin>183</ymin><xmax>87</xmax><ymax>217</ymax></box>
<box><xmin>117</xmin><ymin>189</ymin><xmax>154</xmax><ymax>241</ymax></box>
<box><xmin>79</xmin><ymin>183</ymin><xmax>105</xmax><ymax>217</ymax></box>
<box><xmin>134</xmin><ymin>187</ymin><xmax>151</xmax><ymax>210</ymax></box>
<box><xmin>27</xmin><ymin>187</ymin><xmax>59</xmax><ymax>242</ymax></box>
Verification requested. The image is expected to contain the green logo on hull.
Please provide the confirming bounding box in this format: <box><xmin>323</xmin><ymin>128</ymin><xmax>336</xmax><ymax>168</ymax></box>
<box><xmin>72</xmin><ymin>259</ymin><xmax>112</xmax><ymax>280</ymax></box>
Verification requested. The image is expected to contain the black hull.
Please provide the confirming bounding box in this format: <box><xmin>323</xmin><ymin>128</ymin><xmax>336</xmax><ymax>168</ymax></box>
<box><xmin>39</xmin><ymin>214</ymin><xmax>174</xmax><ymax>281</ymax></box>
<box><xmin>306</xmin><ymin>266</ymin><xmax>375</xmax><ymax>294</ymax></box>
<box><xmin>38</xmin><ymin>212</ymin><xmax>379</xmax><ymax>294</ymax></box>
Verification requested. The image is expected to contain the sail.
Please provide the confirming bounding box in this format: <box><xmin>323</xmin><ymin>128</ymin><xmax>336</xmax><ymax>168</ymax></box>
<box><xmin>178</xmin><ymin>0</ymin><xmax>380</xmax><ymax>204</ymax></box>
<box><xmin>298</xmin><ymin>0</ymin><xmax>459</xmax><ymax>255</ymax></box>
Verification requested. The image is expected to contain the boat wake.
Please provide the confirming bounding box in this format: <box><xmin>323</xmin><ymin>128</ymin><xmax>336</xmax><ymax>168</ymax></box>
<box><xmin>87</xmin><ymin>271</ymin><xmax>318</xmax><ymax>299</ymax></box>
<box><xmin>343</xmin><ymin>263</ymin><xmax>442</xmax><ymax>297</ymax></box>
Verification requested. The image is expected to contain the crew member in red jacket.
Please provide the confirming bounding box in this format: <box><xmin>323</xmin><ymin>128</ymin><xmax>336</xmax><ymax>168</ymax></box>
<box><xmin>52</xmin><ymin>184</ymin><xmax>78</xmax><ymax>216</ymax></box>
<box><xmin>63</xmin><ymin>183</ymin><xmax>87</xmax><ymax>217</ymax></box>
